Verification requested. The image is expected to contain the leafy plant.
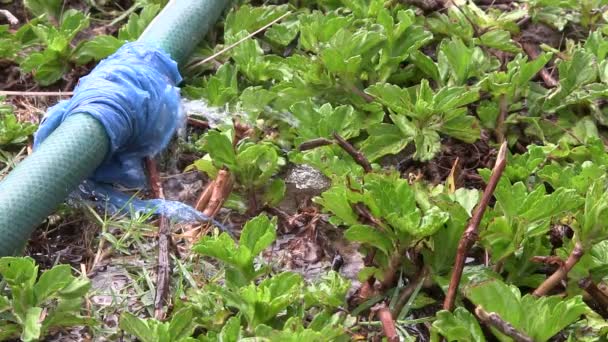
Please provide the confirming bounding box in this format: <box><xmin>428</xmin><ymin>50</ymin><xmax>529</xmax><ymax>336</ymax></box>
<box><xmin>362</xmin><ymin>80</ymin><xmax>480</xmax><ymax>161</ymax></box>
<box><xmin>194</xmin><ymin>214</ymin><xmax>277</xmax><ymax>287</ymax></box>
<box><xmin>192</xmin><ymin>126</ymin><xmax>286</xmax><ymax>211</ymax></box>
<box><xmin>0</xmin><ymin>257</ymin><xmax>93</xmax><ymax>341</ymax></box>
<box><xmin>119</xmin><ymin>308</ymin><xmax>196</xmax><ymax>342</ymax></box>
<box><xmin>17</xmin><ymin>10</ymin><xmax>123</xmax><ymax>85</ymax></box>
<box><xmin>463</xmin><ymin>277</ymin><xmax>589</xmax><ymax>341</ymax></box>
<box><xmin>0</xmin><ymin>98</ymin><xmax>37</xmax><ymax>147</ymax></box>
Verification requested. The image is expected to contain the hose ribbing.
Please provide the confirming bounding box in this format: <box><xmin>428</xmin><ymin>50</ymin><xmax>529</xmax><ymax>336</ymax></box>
<box><xmin>0</xmin><ymin>0</ymin><xmax>229</xmax><ymax>256</ymax></box>
<box><xmin>0</xmin><ymin>114</ymin><xmax>108</xmax><ymax>255</ymax></box>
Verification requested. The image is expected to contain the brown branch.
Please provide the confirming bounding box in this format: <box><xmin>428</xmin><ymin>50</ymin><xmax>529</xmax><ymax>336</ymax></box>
<box><xmin>195</xmin><ymin>180</ymin><xmax>215</xmax><ymax>211</ymax></box>
<box><xmin>145</xmin><ymin>157</ymin><xmax>172</xmax><ymax>320</ymax></box>
<box><xmin>187</xmin><ymin>117</ymin><xmax>209</xmax><ymax>129</ymax></box>
<box><xmin>521</xmin><ymin>43</ymin><xmax>558</xmax><ymax>88</ymax></box>
<box><xmin>0</xmin><ymin>90</ymin><xmax>74</xmax><ymax>97</ymax></box>
<box><xmin>333</xmin><ymin>132</ymin><xmax>372</xmax><ymax>173</ymax></box>
<box><xmin>202</xmin><ymin>170</ymin><xmax>233</xmax><ymax>218</ymax></box>
<box><xmin>444</xmin><ymin>141</ymin><xmax>508</xmax><ymax>311</ymax></box>
<box><xmin>475</xmin><ymin>306</ymin><xmax>533</xmax><ymax>342</ymax></box>
<box><xmin>376</xmin><ymin>304</ymin><xmax>399</xmax><ymax>342</ymax></box>
<box><xmin>298</xmin><ymin>138</ymin><xmax>333</xmax><ymax>151</ymax></box>
<box><xmin>533</xmin><ymin>242</ymin><xmax>584</xmax><ymax>296</ymax></box>
<box><xmin>579</xmin><ymin>277</ymin><xmax>608</xmax><ymax>317</ymax></box>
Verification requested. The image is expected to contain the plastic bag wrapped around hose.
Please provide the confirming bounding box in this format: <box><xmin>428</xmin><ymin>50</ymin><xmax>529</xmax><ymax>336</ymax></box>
<box><xmin>33</xmin><ymin>42</ymin><xmax>226</xmax><ymax>230</ymax></box>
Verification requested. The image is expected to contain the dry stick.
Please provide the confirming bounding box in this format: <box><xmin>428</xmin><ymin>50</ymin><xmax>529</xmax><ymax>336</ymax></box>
<box><xmin>187</xmin><ymin>11</ymin><xmax>292</xmax><ymax>70</ymax></box>
<box><xmin>202</xmin><ymin>169</ymin><xmax>232</xmax><ymax>217</ymax></box>
<box><xmin>0</xmin><ymin>90</ymin><xmax>74</xmax><ymax>97</ymax></box>
<box><xmin>298</xmin><ymin>138</ymin><xmax>333</xmax><ymax>151</ymax></box>
<box><xmin>475</xmin><ymin>306</ymin><xmax>533</xmax><ymax>342</ymax></box>
<box><xmin>376</xmin><ymin>305</ymin><xmax>399</xmax><ymax>342</ymax></box>
<box><xmin>332</xmin><ymin>132</ymin><xmax>372</xmax><ymax>173</ymax></box>
<box><xmin>579</xmin><ymin>277</ymin><xmax>608</xmax><ymax>317</ymax></box>
<box><xmin>187</xmin><ymin>117</ymin><xmax>209</xmax><ymax>129</ymax></box>
<box><xmin>145</xmin><ymin>157</ymin><xmax>172</xmax><ymax>320</ymax></box>
<box><xmin>444</xmin><ymin>141</ymin><xmax>508</xmax><ymax>311</ymax></box>
<box><xmin>195</xmin><ymin>180</ymin><xmax>216</xmax><ymax>211</ymax></box>
<box><xmin>533</xmin><ymin>242</ymin><xmax>584</xmax><ymax>296</ymax></box>
<box><xmin>0</xmin><ymin>9</ymin><xmax>19</xmax><ymax>25</ymax></box>
<box><xmin>521</xmin><ymin>43</ymin><xmax>558</xmax><ymax>88</ymax></box>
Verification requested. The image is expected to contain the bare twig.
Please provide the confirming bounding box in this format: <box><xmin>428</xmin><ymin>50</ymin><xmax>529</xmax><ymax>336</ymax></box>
<box><xmin>187</xmin><ymin>11</ymin><xmax>291</xmax><ymax>70</ymax></box>
<box><xmin>187</xmin><ymin>117</ymin><xmax>209</xmax><ymax>129</ymax></box>
<box><xmin>444</xmin><ymin>142</ymin><xmax>508</xmax><ymax>311</ymax></box>
<box><xmin>533</xmin><ymin>242</ymin><xmax>584</xmax><ymax>296</ymax></box>
<box><xmin>195</xmin><ymin>180</ymin><xmax>215</xmax><ymax>211</ymax></box>
<box><xmin>0</xmin><ymin>9</ymin><xmax>19</xmax><ymax>25</ymax></box>
<box><xmin>0</xmin><ymin>90</ymin><xmax>74</xmax><ymax>97</ymax></box>
<box><xmin>202</xmin><ymin>170</ymin><xmax>233</xmax><ymax>218</ymax></box>
<box><xmin>298</xmin><ymin>138</ymin><xmax>333</xmax><ymax>151</ymax></box>
<box><xmin>579</xmin><ymin>277</ymin><xmax>608</xmax><ymax>317</ymax></box>
<box><xmin>376</xmin><ymin>304</ymin><xmax>399</xmax><ymax>342</ymax></box>
<box><xmin>333</xmin><ymin>132</ymin><xmax>372</xmax><ymax>173</ymax></box>
<box><xmin>475</xmin><ymin>306</ymin><xmax>533</xmax><ymax>342</ymax></box>
<box><xmin>521</xmin><ymin>43</ymin><xmax>558</xmax><ymax>88</ymax></box>
<box><xmin>145</xmin><ymin>157</ymin><xmax>172</xmax><ymax>320</ymax></box>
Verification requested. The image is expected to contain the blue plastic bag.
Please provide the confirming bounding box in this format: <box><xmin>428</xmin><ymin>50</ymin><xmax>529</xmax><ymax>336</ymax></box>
<box><xmin>33</xmin><ymin>42</ymin><xmax>226</xmax><ymax>229</ymax></box>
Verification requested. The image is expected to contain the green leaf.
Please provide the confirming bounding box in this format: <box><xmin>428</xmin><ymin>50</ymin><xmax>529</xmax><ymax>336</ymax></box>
<box><xmin>315</xmin><ymin>185</ymin><xmax>360</xmax><ymax>226</ymax></box>
<box><xmin>476</xmin><ymin>29</ymin><xmax>519</xmax><ymax>52</ymax></box>
<box><xmin>433</xmin><ymin>308</ymin><xmax>486</xmax><ymax>342</ymax></box>
<box><xmin>304</xmin><ymin>271</ymin><xmax>351</xmax><ymax>309</ymax></box>
<box><xmin>464</xmin><ymin>278</ymin><xmax>589</xmax><ymax>341</ymax></box>
<box><xmin>415</xmin><ymin>207</ymin><xmax>450</xmax><ymax>237</ymax></box>
<box><xmin>291</xmin><ymin>101</ymin><xmax>363</xmax><ymax>141</ymax></box>
<box><xmin>184</xmin><ymin>63</ymin><xmax>239</xmax><ymax>106</ymax></box>
<box><xmin>578</xmin><ymin>175</ymin><xmax>608</xmax><ymax>248</ymax></box>
<box><xmin>434</xmin><ymin>86</ymin><xmax>480</xmax><ymax>112</ymax></box>
<box><xmin>0</xmin><ymin>257</ymin><xmax>38</xmax><ymax>288</ymax></box>
<box><xmin>72</xmin><ymin>35</ymin><xmax>124</xmax><ymax>65</ymax></box>
<box><xmin>118</xmin><ymin>5</ymin><xmax>161</xmax><ymax>41</ymax></box>
<box><xmin>365</xmin><ymin>83</ymin><xmax>413</xmax><ymax>114</ymax></box>
<box><xmin>21</xmin><ymin>307</ymin><xmax>43</xmax><ymax>342</ymax></box>
<box><xmin>439</xmin><ymin>37</ymin><xmax>474</xmax><ymax>85</ymax></box>
<box><xmin>265</xmin><ymin>21</ymin><xmax>299</xmax><ymax>46</ymax></box>
<box><xmin>24</xmin><ymin>0</ymin><xmax>61</xmax><ymax>19</ymax></box>
<box><xmin>448</xmin><ymin>188</ymin><xmax>480</xmax><ymax>217</ymax></box>
<box><xmin>413</xmin><ymin>127</ymin><xmax>441</xmax><ymax>161</ymax></box>
<box><xmin>203</xmin><ymin>130</ymin><xmax>237</xmax><ymax>169</ymax></box>
<box><xmin>33</xmin><ymin>264</ymin><xmax>72</xmax><ymax>304</ymax></box>
<box><xmin>168</xmin><ymin>308</ymin><xmax>195</xmax><ymax>340</ymax></box>
<box><xmin>360</xmin><ymin>123</ymin><xmax>411</xmax><ymax>161</ymax></box>
<box><xmin>0</xmin><ymin>112</ymin><xmax>37</xmax><ymax>146</ymax></box>
<box><xmin>218</xmin><ymin>316</ymin><xmax>242</xmax><ymax>342</ymax></box>
<box><xmin>57</xmin><ymin>277</ymin><xmax>91</xmax><ymax>299</ymax></box>
<box><xmin>224</xmin><ymin>4</ymin><xmax>289</xmax><ymax>41</ymax></box>
<box><xmin>235</xmin><ymin>142</ymin><xmax>283</xmax><ymax>189</ymax></box>
<box><xmin>119</xmin><ymin>312</ymin><xmax>155</xmax><ymax>342</ymax></box>
<box><xmin>263</xmin><ymin>178</ymin><xmax>286</xmax><ymax>207</ymax></box>
<box><xmin>240</xmin><ymin>215</ymin><xmax>277</xmax><ymax>257</ymax></box>
<box><xmin>344</xmin><ymin>224</ymin><xmax>393</xmax><ymax>256</ymax></box>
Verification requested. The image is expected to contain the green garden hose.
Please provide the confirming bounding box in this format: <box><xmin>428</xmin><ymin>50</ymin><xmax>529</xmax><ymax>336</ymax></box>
<box><xmin>0</xmin><ymin>0</ymin><xmax>228</xmax><ymax>257</ymax></box>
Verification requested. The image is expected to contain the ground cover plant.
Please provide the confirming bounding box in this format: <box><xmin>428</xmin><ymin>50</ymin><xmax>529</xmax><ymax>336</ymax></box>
<box><xmin>1</xmin><ymin>0</ymin><xmax>608</xmax><ymax>340</ymax></box>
